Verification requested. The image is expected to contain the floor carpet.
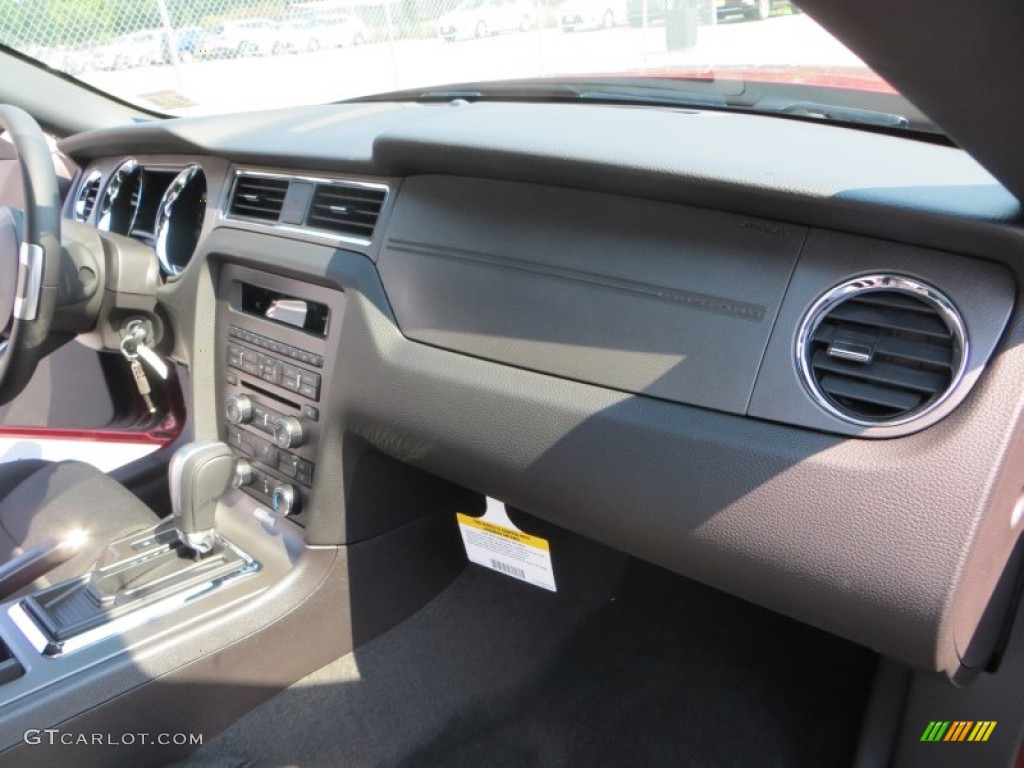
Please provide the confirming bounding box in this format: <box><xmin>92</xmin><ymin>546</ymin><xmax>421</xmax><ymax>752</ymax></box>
<box><xmin>181</xmin><ymin>546</ymin><xmax>875</xmax><ymax>768</ymax></box>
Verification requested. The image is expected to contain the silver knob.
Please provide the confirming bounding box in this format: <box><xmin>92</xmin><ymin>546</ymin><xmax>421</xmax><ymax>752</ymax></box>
<box><xmin>272</xmin><ymin>416</ymin><xmax>304</xmax><ymax>448</ymax></box>
<box><xmin>232</xmin><ymin>458</ymin><xmax>253</xmax><ymax>488</ymax></box>
<box><xmin>226</xmin><ymin>395</ymin><xmax>253</xmax><ymax>425</ymax></box>
<box><xmin>271</xmin><ymin>483</ymin><xmax>299</xmax><ymax>516</ymax></box>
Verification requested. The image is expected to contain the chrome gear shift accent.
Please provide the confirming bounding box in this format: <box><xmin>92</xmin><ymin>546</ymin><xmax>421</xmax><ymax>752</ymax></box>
<box><xmin>169</xmin><ymin>441</ymin><xmax>236</xmax><ymax>555</ymax></box>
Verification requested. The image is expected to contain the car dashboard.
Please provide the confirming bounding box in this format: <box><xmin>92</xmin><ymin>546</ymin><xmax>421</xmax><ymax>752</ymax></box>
<box><xmin>57</xmin><ymin>99</ymin><xmax>1024</xmax><ymax>681</ymax></box>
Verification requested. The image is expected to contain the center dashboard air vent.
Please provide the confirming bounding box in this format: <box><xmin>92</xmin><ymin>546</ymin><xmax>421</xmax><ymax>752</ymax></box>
<box><xmin>229</xmin><ymin>175</ymin><xmax>289</xmax><ymax>221</ymax></box>
<box><xmin>305</xmin><ymin>182</ymin><xmax>386</xmax><ymax>240</ymax></box>
<box><xmin>227</xmin><ymin>173</ymin><xmax>388</xmax><ymax>243</ymax></box>
<box><xmin>796</xmin><ymin>275</ymin><xmax>968</xmax><ymax>427</ymax></box>
<box><xmin>73</xmin><ymin>170</ymin><xmax>102</xmax><ymax>222</ymax></box>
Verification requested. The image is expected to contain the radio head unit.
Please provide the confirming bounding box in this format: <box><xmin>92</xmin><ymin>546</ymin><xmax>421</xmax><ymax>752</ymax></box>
<box><xmin>217</xmin><ymin>265</ymin><xmax>347</xmax><ymax>527</ymax></box>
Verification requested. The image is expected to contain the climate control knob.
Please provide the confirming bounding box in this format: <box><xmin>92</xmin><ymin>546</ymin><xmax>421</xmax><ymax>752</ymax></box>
<box><xmin>226</xmin><ymin>395</ymin><xmax>253</xmax><ymax>425</ymax></box>
<box><xmin>272</xmin><ymin>416</ymin><xmax>304</xmax><ymax>448</ymax></box>
<box><xmin>271</xmin><ymin>483</ymin><xmax>299</xmax><ymax>516</ymax></box>
<box><xmin>232</xmin><ymin>458</ymin><xmax>253</xmax><ymax>488</ymax></box>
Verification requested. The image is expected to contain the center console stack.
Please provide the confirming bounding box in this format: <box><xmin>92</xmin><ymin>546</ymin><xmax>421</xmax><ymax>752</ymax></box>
<box><xmin>217</xmin><ymin>264</ymin><xmax>347</xmax><ymax>526</ymax></box>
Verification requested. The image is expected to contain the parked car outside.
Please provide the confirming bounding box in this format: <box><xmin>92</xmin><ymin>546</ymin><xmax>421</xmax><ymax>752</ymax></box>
<box><xmin>307</xmin><ymin>12</ymin><xmax>369</xmax><ymax>49</ymax></box>
<box><xmin>560</xmin><ymin>0</ymin><xmax>627</xmax><ymax>31</ymax></box>
<box><xmin>275</xmin><ymin>20</ymin><xmax>320</xmax><ymax>53</ymax></box>
<box><xmin>439</xmin><ymin>0</ymin><xmax>537</xmax><ymax>42</ymax></box>
<box><xmin>197</xmin><ymin>19</ymin><xmax>279</xmax><ymax>58</ymax></box>
<box><xmin>61</xmin><ymin>45</ymin><xmax>104</xmax><ymax>75</ymax></box>
<box><xmin>170</xmin><ymin>27</ymin><xmax>203</xmax><ymax>63</ymax></box>
<box><xmin>109</xmin><ymin>30</ymin><xmax>166</xmax><ymax>69</ymax></box>
<box><xmin>626</xmin><ymin>0</ymin><xmax>798</xmax><ymax>27</ymax></box>
<box><xmin>276</xmin><ymin>13</ymin><xmax>369</xmax><ymax>54</ymax></box>
<box><xmin>717</xmin><ymin>0</ymin><xmax>800</xmax><ymax>20</ymax></box>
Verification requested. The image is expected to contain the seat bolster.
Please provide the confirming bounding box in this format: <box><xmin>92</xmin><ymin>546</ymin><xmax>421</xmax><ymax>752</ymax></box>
<box><xmin>0</xmin><ymin>460</ymin><xmax>159</xmax><ymax>586</ymax></box>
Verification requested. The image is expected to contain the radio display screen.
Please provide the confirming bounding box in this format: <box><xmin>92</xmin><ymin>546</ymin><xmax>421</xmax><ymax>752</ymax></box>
<box><xmin>239</xmin><ymin>282</ymin><xmax>330</xmax><ymax>337</ymax></box>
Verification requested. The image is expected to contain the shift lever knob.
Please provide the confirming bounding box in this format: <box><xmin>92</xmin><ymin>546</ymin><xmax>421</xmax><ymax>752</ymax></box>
<box><xmin>169</xmin><ymin>440</ymin><xmax>236</xmax><ymax>555</ymax></box>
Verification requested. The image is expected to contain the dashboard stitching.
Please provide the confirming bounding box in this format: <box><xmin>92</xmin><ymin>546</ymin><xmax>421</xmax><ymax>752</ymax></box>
<box><xmin>387</xmin><ymin>238</ymin><xmax>768</xmax><ymax>322</ymax></box>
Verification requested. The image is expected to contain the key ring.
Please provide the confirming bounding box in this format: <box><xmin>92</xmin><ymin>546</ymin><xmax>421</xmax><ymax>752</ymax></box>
<box><xmin>120</xmin><ymin>333</ymin><xmax>140</xmax><ymax>360</ymax></box>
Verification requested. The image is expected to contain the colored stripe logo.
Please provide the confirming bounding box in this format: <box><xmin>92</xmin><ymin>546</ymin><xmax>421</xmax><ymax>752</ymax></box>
<box><xmin>921</xmin><ymin>721</ymin><xmax>996</xmax><ymax>742</ymax></box>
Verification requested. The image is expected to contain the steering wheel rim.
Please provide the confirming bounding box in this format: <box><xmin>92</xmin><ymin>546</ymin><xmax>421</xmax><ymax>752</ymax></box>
<box><xmin>0</xmin><ymin>104</ymin><xmax>62</xmax><ymax>405</ymax></box>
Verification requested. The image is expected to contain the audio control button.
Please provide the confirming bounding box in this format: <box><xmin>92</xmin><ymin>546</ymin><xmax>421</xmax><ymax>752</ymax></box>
<box><xmin>251</xmin><ymin>402</ymin><xmax>267</xmax><ymax>427</ymax></box>
<box><xmin>253</xmin><ymin>437</ymin><xmax>278</xmax><ymax>465</ymax></box>
<box><xmin>278</xmin><ymin>452</ymin><xmax>299</xmax><ymax>478</ymax></box>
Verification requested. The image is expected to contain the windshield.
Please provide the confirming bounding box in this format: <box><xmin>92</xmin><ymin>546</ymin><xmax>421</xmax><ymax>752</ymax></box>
<box><xmin>0</xmin><ymin>0</ymin><xmax>926</xmax><ymax>128</ymax></box>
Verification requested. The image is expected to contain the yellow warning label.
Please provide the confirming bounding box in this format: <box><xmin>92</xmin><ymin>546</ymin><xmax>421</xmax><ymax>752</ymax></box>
<box><xmin>456</xmin><ymin>513</ymin><xmax>550</xmax><ymax>551</ymax></box>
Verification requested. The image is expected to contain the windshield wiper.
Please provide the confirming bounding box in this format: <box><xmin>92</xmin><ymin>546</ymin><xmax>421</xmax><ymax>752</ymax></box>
<box><xmin>755</xmin><ymin>99</ymin><xmax>910</xmax><ymax>129</ymax></box>
<box><xmin>346</xmin><ymin>78</ymin><xmax>734</xmax><ymax>108</ymax></box>
<box><xmin>345</xmin><ymin>77</ymin><xmax>927</xmax><ymax>136</ymax></box>
<box><xmin>351</xmin><ymin>81</ymin><xmax>585</xmax><ymax>103</ymax></box>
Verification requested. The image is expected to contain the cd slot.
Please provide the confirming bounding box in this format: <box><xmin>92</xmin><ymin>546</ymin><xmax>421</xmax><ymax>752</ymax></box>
<box><xmin>240</xmin><ymin>380</ymin><xmax>299</xmax><ymax>411</ymax></box>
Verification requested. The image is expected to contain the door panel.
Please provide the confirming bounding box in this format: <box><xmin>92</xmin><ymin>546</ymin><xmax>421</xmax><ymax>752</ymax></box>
<box><xmin>0</xmin><ymin>341</ymin><xmax>128</xmax><ymax>429</ymax></box>
<box><xmin>0</xmin><ymin>341</ymin><xmax>185</xmax><ymax>471</ymax></box>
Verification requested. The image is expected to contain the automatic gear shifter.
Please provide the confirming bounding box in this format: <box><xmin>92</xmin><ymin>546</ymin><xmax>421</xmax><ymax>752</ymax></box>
<box><xmin>170</xmin><ymin>441</ymin><xmax>236</xmax><ymax>555</ymax></box>
<box><xmin>13</xmin><ymin>440</ymin><xmax>257</xmax><ymax>654</ymax></box>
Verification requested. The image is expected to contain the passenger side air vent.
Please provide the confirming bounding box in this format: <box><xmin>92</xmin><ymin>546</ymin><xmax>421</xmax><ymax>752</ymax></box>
<box><xmin>229</xmin><ymin>175</ymin><xmax>289</xmax><ymax>221</ymax></box>
<box><xmin>797</xmin><ymin>276</ymin><xmax>967</xmax><ymax>426</ymax></box>
<box><xmin>73</xmin><ymin>170</ymin><xmax>102</xmax><ymax>222</ymax></box>
<box><xmin>306</xmin><ymin>182</ymin><xmax>386</xmax><ymax>240</ymax></box>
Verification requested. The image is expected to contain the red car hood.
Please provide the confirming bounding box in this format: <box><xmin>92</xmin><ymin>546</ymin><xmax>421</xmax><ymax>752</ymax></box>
<box><xmin>603</xmin><ymin>64</ymin><xmax>897</xmax><ymax>94</ymax></box>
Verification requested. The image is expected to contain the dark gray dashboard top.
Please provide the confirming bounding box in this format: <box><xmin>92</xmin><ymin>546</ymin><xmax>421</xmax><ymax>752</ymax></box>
<box><xmin>58</xmin><ymin>102</ymin><xmax>1024</xmax><ymax>268</ymax></box>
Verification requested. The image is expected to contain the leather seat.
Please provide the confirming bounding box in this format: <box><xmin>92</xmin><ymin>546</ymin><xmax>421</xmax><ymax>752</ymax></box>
<box><xmin>0</xmin><ymin>459</ymin><xmax>159</xmax><ymax>589</ymax></box>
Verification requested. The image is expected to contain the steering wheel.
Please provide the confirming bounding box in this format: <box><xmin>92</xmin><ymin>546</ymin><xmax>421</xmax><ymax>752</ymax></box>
<box><xmin>0</xmin><ymin>105</ymin><xmax>63</xmax><ymax>405</ymax></box>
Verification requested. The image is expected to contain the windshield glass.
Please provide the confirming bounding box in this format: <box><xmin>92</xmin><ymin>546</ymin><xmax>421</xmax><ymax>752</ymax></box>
<box><xmin>0</xmin><ymin>0</ymin><xmax>921</xmax><ymax>127</ymax></box>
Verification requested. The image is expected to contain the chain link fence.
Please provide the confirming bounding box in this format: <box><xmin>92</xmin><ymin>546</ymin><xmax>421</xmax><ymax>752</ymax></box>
<box><xmin>1</xmin><ymin>0</ymin><xmax>573</xmax><ymax>69</ymax></box>
<box><xmin>0</xmin><ymin>0</ymin><xmax>808</xmax><ymax>112</ymax></box>
<box><xmin>1</xmin><ymin>0</ymin><xmax>804</xmax><ymax>65</ymax></box>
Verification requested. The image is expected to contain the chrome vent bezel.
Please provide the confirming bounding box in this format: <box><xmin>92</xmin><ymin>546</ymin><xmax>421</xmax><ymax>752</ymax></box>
<box><xmin>228</xmin><ymin>174</ymin><xmax>289</xmax><ymax>222</ymax></box>
<box><xmin>306</xmin><ymin>181</ymin><xmax>387</xmax><ymax>240</ymax></box>
<box><xmin>795</xmin><ymin>275</ymin><xmax>969</xmax><ymax>428</ymax></box>
<box><xmin>72</xmin><ymin>169</ymin><xmax>102</xmax><ymax>222</ymax></box>
<box><xmin>223</xmin><ymin>170</ymin><xmax>389</xmax><ymax>247</ymax></box>
<box><xmin>154</xmin><ymin>164</ymin><xmax>206</xmax><ymax>278</ymax></box>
